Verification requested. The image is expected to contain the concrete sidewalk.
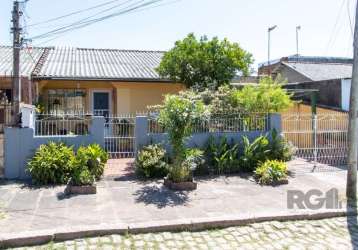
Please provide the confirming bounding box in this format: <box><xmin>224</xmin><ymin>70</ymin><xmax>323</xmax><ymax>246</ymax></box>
<box><xmin>0</xmin><ymin>161</ymin><xmax>350</xmax><ymax>247</ymax></box>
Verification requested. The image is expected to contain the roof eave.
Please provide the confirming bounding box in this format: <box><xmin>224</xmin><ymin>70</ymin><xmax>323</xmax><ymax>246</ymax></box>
<box><xmin>32</xmin><ymin>76</ymin><xmax>175</xmax><ymax>83</ymax></box>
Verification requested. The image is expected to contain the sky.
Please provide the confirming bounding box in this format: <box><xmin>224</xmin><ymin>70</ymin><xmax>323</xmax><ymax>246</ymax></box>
<box><xmin>0</xmin><ymin>0</ymin><xmax>355</xmax><ymax>70</ymax></box>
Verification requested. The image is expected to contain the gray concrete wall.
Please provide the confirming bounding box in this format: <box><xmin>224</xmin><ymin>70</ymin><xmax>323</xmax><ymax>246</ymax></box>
<box><xmin>4</xmin><ymin>117</ymin><xmax>105</xmax><ymax>180</ymax></box>
<box><xmin>136</xmin><ymin>114</ymin><xmax>282</xmax><ymax>153</ymax></box>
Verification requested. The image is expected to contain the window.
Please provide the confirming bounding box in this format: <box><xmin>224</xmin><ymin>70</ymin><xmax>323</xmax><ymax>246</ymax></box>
<box><xmin>46</xmin><ymin>89</ymin><xmax>86</xmax><ymax>114</ymax></box>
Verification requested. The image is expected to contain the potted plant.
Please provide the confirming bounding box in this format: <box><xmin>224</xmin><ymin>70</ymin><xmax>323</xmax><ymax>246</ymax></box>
<box><xmin>65</xmin><ymin>144</ymin><xmax>108</xmax><ymax>195</ymax></box>
<box><xmin>158</xmin><ymin>95</ymin><xmax>206</xmax><ymax>191</ymax></box>
<box><xmin>65</xmin><ymin>167</ymin><xmax>96</xmax><ymax>194</ymax></box>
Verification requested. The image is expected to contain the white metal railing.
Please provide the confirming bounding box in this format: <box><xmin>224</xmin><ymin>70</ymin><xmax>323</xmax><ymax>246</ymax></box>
<box><xmin>34</xmin><ymin>113</ymin><xmax>92</xmax><ymax>136</ymax></box>
<box><xmin>282</xmin><ymin>113</ymin><xmax>349</xmax><ymax>166</ymax></box>
<box><xmin>104</xmin><ymin>115</ymin><xmax>136</xmax><ymax>158</ymax></box>
<box><xmin>148</xmin><ymin>113</ymin><xmax>269</xmax><ymax>134</ymax></box>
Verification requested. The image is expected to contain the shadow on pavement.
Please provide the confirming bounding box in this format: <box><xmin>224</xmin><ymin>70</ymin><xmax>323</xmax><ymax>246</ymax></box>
<box><xmin>133</xmin><ymin>185</ymin><xmax>189</xmax><ymax>208</ymax></box>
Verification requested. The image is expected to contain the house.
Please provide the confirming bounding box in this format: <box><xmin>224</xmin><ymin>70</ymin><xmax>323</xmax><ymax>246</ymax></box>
<box><xmin>258</xmin><ymin>55</ymin><xmax>353</xmax><ymax>111</ymax></box>
<box><xmin>0</xmin><ymin>46</ymin><xmax>184</xmax><ymax>115</ymax></box>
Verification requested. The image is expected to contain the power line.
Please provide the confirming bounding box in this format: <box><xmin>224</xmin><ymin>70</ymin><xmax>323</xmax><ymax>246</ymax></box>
<box><xmin>25</xmin><ymin>0</ymin><xmax>124</xmax><ymax>28</ymax></box>
<box><xmin>347</xmin><ymin>0</ymin><xmax>354</xmax><ymax>38</ymax></box>
<box><xmin>30</xmin><ymin>0</ymin><xmax>165</xmax><ymax>41</ymax></box>
<box><xmin>325</xmin><ymin>0</ymin><xmax>346</xmax><ymax>54</ymax></box>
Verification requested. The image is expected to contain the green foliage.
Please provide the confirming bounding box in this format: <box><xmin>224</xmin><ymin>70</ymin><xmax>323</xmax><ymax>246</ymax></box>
<box><xmin>173</xmin><ymin>77</ymin><xmax>292</xmax><ymax>115</ymax></box>
<box><xmin>27</xmin><ymin>142</ymin><xmax>75</xmax><ymax>185</ymax></box>
<box><xmin>170</xmin><ymin>148</ymin><xmax>205</xmax><ymax>182</ymax></box>
<box><xmin>156</xmin><ymin>33</ymin><xmax>253</xmax><ymax>89</ymax></box>
<box><xmin>205</xmin><ymin>136</ymin><xmax>239</xmax><ymax>174</ymax></box>
<box><xmin>231</xmin><ymin>76</ymin><xmax>293</xmax><ymax>113</ymax></box>
<box><xmin>71</xmin><ymin>168</ymin><xmax>95</xmax><ymax>186</ymax></box>
<box><xmin>27</xmin><ymin>143</ymin><xmax>108</xmax><ymax>185</ymax></box>
<box><xmin>239</xmin><ymin>136</ymin><xmax>270</xmax><ymax>172</ymax></box>
<box><xmin>267</xmin><ymin>129</ymin><xmax>296</xmax><ymax>162</ymax></box>
<box><xmin>74</xmin><ymin>144</ymin><xmax>108</xmax><ymax>180</ymax></box>
<box><xmin>254</xmin><ymin>160</ymin><xmax>288</xmax><ymax>185</ymax></box>
<box><xmin>159</xmin><ymin>94</ymin><xmax>205</xmax><ymax>182</ymax></box>
<box><xmin>135</xmin><ymin>144</ymin><xmax>168</xmax><ymax>178</ymax></box>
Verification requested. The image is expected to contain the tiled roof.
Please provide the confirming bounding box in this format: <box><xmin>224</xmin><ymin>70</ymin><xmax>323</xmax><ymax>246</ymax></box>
<box><xmin>33</xmin><ymin>47</ymin><xmax>166</xmax><ymax>81</ymax></box>
<box><xmin>283</xmin><ymin>61</ymin><xmax>352</xmax><ymax>81</ymax></box>
<box><xmin>0</xmin><ymin>46</ymin><xmax>45</xmax><ymax>77</ymax></box>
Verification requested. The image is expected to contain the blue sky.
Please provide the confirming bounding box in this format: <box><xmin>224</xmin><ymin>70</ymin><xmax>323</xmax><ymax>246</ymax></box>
<box><xmin>0</xmin><ymin>0</ymin><xmax>355</xmax><ymax>68</ymax></box>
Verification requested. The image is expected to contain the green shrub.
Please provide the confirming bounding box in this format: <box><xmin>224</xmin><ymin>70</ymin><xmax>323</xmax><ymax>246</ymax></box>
<box><xmin>254</xmin><ymin>160</ymin><xmax>288</xmax><ymax>185</ymax></box>
<box><xmin>158</xmin><ymin>94</ymin><xmax>205</xmax><ymax>183</ymax></box>
<box><xmin>267</xmin><ymin>129</ymin><xmax>296</xmax><ymax>162</ymax></box>
<box><xmin>75</xmin><ymin>144</ymin><xmax>108</xmax><ymax>180</ymax></box>
<box><xmin>205</xmin><ymin>136</ymin><xmax>239</xmax><ymax>174</ymax></box>
<box><xmin>135</xmin><ymin>144</ymin><xmax>168</xmax><ymax>178</ymax></box>
<box><xmin>71</xmin><ymin>168</ymin><xmax>95</xmax><ymax>186</ymax></box>
<box><xmin>27</xmin><ymin>142</ymin><xmax>75</xmax><ymax>185</ymax></box>
<box><xmin>239</xmin><ymin>136</ymin><xmax>270</xmax><ymax>172</ymax></box>
<box><xmin>169</xmin><ymin>148</ymin><xmax>204</xmax><ymax>182</ymax></box>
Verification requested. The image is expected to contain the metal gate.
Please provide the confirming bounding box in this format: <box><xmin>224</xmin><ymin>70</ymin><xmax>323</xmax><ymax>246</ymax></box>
<box><xmin>282</xmin><ymin>113</ymin><xmax>348</xmax><ymax>166</ymax></box>
<box><xmin>104</xmin><ymin>115</ymin><xmax>136</xmax><ymax>158</ymax></box>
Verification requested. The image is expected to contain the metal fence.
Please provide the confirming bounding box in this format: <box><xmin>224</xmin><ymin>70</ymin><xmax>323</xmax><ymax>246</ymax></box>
<box><xmin>148</xmin><ymin>113</ymin><xmax>269</xmax><ymax>134</ymax></box>
<box><xmin>282</xmin><ymin>113</ymin><xmax>348</xmax><ymax>166</ymax></box>
<box><xmin>104</xmin><ymin>115</ymin><xmax>136</xmax><ymax>158</ymax></box>
<box><xmin>34</xmin><ymin>113</ymin><xmax>92</xmax><ymax>136</ymax></box>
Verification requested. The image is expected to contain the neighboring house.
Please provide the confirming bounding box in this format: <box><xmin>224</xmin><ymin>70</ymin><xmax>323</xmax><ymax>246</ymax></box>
<box><xmin>0</xmin><ymin>46</ymin><xmax>45</xmax><ymax>103</ymax></box>
<box><xmin>258</xmin><ymin>55</ymin><xmax>353</xmax><ymax>111</ymax></box>
<box><xmin>0</xmin><ymin>45</ymin><xmax>184</xmax><ymax>115</ymax></box>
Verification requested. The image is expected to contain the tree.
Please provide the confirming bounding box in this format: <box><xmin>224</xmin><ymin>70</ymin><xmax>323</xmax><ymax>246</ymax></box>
<box><xmin>156</xmin><ymin>33</ymin><xmax>253</xmax><ymax>89</ymax></box>
<box><xmin>230</xmin><ymin>76</ymin><xmax>293</xmax><ymax>113</ymax></box>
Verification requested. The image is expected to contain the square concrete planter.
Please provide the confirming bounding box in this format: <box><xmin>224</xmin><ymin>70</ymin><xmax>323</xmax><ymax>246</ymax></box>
<box><xmin>65</xmin><ymin>184</ymin><xmax>97</xmax><ymax>195</ymax></box>
<box><xmin>164</xmin><ymin>178</ymin><xmax>197</xmax><ymax>191</ymax></box>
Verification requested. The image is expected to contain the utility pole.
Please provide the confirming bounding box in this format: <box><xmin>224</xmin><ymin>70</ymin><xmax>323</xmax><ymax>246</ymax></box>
<box><xmin>11</xmin><ymin>0</ymin><xmax>22</xmax><ymax>125</ymax></box>
<box><xmin>267</xmin><ymin>25</ymin><xmax>277</xmax><ymax>76</ymax></box>
<box><xmin>346</xmin><ymin>1</ymin><xmax>358</xmax><ymax>202</ymax></box>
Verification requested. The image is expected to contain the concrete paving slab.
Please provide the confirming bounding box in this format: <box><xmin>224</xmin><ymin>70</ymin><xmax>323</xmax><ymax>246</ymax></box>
<box><xmin>0</xmin><ymin>160</ymin><xmax>352</xmax><ymax>248</ymax></box>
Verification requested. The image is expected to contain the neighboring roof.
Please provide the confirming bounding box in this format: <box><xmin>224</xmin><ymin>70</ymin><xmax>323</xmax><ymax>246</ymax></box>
<box><xmin>260</xmin><ymin>55</ymin><xmax>353</xmax><ymax>82</ymax></box>
<box><xmin>282</xmin><ymin>61</ymin><xmax>352</xmax><ymax>81</ymax></box>
<box><xmin>0</xmin><ymin>46</ymin><xmax>45</xmax><ymax>77</ymax></box>
<box><xmin>33</xmin><ymin>47</ymin><xmax>166</xmax><ymax>81</ymax></box>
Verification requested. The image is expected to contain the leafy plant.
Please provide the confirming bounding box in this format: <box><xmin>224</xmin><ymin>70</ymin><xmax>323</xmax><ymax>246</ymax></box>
<box><xmin>254</xmin><ymin>160</ymin><xmax>288</xmax><ymax>185</ymax></box>
<box><xmin>159</xmin><ymin>94</ymin><xmax>205</xmax><ymax>183</ymax></box>
<box><xmin>267</xmin><ymin>129</ymin><xmax>296</xmax><ymax>162</ymax></box>
<box><xmin>239</xmin><ymin>136</ymin><xmax>270</xmax><ymax>172</ymax></box>
<box><xmin>27</xmin><ymin>142</ymin><xmax>75</xmax><ymax>185</ymax></box>
<box><xmin>74</xmin><ymin>144</ymin><xmax>108</xmax><ymax>180</ymax></box>
<box><xmin>135</xmin><ymin>144</ymin><xmax>168</xmax><ymax>178</ymax></box>
<box><xmin>156</xmin><ymin>33</ymin><xmax>253</xmax><ymax>89</ymax></box>
<box><xmin>231</xmin><ymin>76</ymin><xmax>293</xmax><ymax>113</ymax></box>
<box><xmin>71</xmin><ymin>168</ymin><xmax>95</xmax><ymax>186</ymax></box>
<box><xmin>205</xmin><ymin>136</ymin><xmax>239</xmax><ymax>174</ymax></box>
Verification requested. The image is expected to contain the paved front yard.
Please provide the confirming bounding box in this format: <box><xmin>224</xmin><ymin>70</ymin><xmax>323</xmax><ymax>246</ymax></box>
<box><xmin>0</xmin><ymin>159</ymin><xmax>350</xmax><ymax>248</ymax></box>
<box><xmin>11</xmin><ymin>216</ymin><xmax>358</xmax><ymax>250</ymax></box>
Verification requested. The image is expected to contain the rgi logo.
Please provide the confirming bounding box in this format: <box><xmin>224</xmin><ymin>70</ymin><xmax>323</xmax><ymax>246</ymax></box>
<box><xmin>287</xmin><ymin>188</ymin><xmax>342</xmax><ymax>210</ymax></box>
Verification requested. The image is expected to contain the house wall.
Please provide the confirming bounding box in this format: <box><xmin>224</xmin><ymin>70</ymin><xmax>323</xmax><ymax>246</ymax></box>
<box><xmin>37</xmin><ymin>80</ymin><xmax>185</xmax><ymax>114</ymax></box>
<box><xmin>0</xmin><ymin>77</ymin><xmax>33</xmax><ymax>104</ymax></box>
<box><xmin>113</xmin><ymin>82</ymin><xmax>184</xmax><ymax>113</ymax></box>
<box><xmin>284</xmin><ymin>79</ymin><xmax>343</xmax><ymax>110</ymax></box>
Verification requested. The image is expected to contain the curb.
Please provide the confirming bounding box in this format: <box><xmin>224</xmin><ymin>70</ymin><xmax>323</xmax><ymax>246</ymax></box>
<box><xmin>0</xmin><ymin>209</ymin><xmax>355</xmax><ymax>249</ymax></box>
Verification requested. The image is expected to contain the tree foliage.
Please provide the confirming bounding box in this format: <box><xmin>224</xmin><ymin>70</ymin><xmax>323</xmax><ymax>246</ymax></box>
<box><xmin>156</xmin><ymin>33</ymin><xmax>253</xmax><ymax>89</ymax></box>
<box><xmin>172</xmin><ymin>76</ymin><xmax>293</xmax><ymax>114</ymax></box>
<box><xmin>158</xmin><ymin>95</ymin><xmax>205</xmax><ymax>182</ymax></box>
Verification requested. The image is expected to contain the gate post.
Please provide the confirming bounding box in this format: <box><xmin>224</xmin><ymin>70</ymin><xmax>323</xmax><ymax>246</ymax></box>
<box><xmin>268</xmin><ymin>113</ymin><xmax>282</xmax><ymax>133</ymax></box>
<box><xmin>135</xmin><ymin>115</ymin><xmax>148</xmax><ymax>154</ymax></box>
<box><xmin>90</xmin><ymin>116</ymin><xmax>105</xmax><ymax>148</ymax></box>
